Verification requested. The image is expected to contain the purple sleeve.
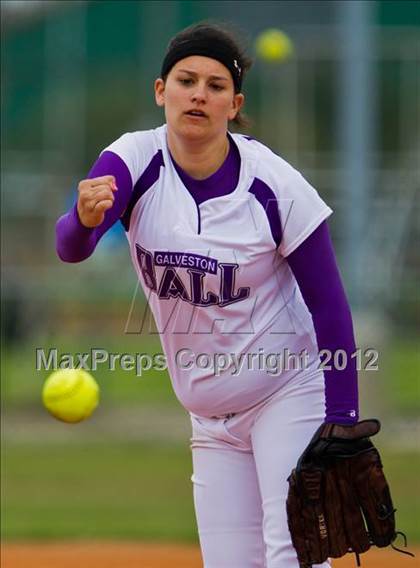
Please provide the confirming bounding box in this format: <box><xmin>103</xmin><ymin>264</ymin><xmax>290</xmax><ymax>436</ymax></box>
<box><xmin>55</xmin><ymin>151</ymin><xmax>133</xmax><ymax>262</ymax></box>
<box><xmin>287</xmin><ymin>221</ymin><xmax>359</xmax><ymax>425</ymax></box>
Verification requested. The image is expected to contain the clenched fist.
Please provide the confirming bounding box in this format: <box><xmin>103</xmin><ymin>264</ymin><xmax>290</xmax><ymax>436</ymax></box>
<box><xmin>77</xmin><ymin>176</ymin><xmax>118</xmax><ymax>228</ymax></box>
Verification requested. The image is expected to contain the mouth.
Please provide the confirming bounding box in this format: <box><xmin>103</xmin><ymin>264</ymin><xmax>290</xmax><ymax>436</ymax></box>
<box><xmin>185</xmin><ymin>109</ymin><xmax>207</xmax><ymax>119</ymax></box>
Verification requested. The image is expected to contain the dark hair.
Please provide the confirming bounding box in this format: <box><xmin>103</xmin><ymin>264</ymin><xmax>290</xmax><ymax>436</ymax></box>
<box><xmin>161</xmin><ymin>21</ymin><xmax>253</xmax><ymax>128</ymax></box>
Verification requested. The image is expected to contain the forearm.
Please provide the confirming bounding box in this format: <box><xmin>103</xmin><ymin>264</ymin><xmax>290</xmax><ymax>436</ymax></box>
<box><xmin>287</xmin><ymin>221</ymin><xmax>359</xmax><ymax>424</ymax></box>
<box><xmin>56</xmin><ymin>205</ymin><xmax>99</xmax><ymax>262</ymax></box>
<box><xmin>55</xmin><ymin>151</ymin><xmax>133</xmax><ymax>263</ymax></box>
<box><xmin>308</xmin><ymin>293</ymin><xmax>358</xmax><ymax>424</ymax></box>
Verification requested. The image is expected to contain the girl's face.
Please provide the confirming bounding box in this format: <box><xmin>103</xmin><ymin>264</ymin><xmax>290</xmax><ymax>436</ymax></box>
<box><xmin>155</xmin><ymin>55</ymin><xmax>244</xmax><ymax>141</ymax></box>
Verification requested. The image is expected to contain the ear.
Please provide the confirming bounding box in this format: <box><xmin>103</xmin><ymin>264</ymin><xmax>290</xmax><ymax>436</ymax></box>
<box><xmin>228</xmin><ymin>93</ymin><xmax>245</xmax><ymax>121</ymax></box>
<box><xmin>154</xmin><ymin>78</ymin><xmax>165</xmax><ymax>107</ymax></box>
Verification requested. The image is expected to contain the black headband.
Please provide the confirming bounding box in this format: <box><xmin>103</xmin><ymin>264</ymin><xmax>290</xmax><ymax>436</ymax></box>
<box><xmin>161</xmin><ymin>39</ymin><xmax>243</xmax><ymax>93</ymax></box>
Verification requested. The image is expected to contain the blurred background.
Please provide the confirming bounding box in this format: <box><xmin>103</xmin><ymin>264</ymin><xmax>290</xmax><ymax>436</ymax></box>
<box><xmin>2</xmin><ymin>0</ymin><xmax>419</xmax><ymax>556</ymax></box>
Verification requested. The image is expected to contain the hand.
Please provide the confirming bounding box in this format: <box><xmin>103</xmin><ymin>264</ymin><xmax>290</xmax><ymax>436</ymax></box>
<box><xmin>286</xmin><ymin>417</ymin><xmax>413</xmax><ymax>567</ymax></box>
<box><xmin>77</xmin><ymin>175</ymin><xmax>118</xmax><ymax>228</ymax></box>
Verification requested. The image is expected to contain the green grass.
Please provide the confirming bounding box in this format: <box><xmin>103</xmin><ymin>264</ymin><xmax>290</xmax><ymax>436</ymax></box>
<box><xmin>2</xmin><ymin>441</ymin><xmax>198</xmax><ymax>541</ymax></box>
<box><xmin>380</xmin><ymin>339</ymin><xmax>420</xmax><ymax>416</ymax></box>
<box><xmin>380</xmin><ymin>450</ymin><xmax>420</xmax><ymax>544</ymax></box>
<box><xmin>2</xmin><ymin>442</ymin><xmax>419</xmax><ymax>543</ymax></box>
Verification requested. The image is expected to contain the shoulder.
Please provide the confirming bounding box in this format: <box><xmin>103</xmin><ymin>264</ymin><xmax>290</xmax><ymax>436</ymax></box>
<box><xmin>101</xmin><ymin>125</ymin><xmax>167</xmax><ymax>183</ymax></box>
<box><xmin>103</xmin><ymin>125</ymin><xmax>165</xmax><ymax>159</ymax></box>
<box><xmin>231</xmin><ymin>133</ymin><xmax>308</xmax><ymax>195</ymax></box>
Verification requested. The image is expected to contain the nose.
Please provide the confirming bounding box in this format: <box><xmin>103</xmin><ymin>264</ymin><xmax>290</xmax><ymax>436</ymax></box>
<box><xmin>191</xmin><ymin>82</ymin><xmax>207</xmax><ymax>103</ymax></box>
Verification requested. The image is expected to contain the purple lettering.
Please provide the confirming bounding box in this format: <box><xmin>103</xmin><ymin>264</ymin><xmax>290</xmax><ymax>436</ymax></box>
<box><xmin>218</xmin><ymin>263</ymin><xmax>250</xmax><ymax>307</ymax></box>
<box><xmin>158</xmin><ymin>267</ymin><xmax>190</xmax><ymax>301</ymax></box>
<box><xmin>188</xmin><ymin>269</ymin><xmax>218</xmax><ymax>306</ymax></box>
<box><xmin>136</xmin><ymin>244</ymin><xmax>157</xmax><ymax>291</ymax></box>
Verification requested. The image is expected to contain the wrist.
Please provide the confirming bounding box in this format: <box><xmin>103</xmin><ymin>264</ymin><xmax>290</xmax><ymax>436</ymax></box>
<box><xmin>324</xmin><ymin>414</ymin><xmax>359</xmax><ymax>426</ymax></box>
<box><xmin>324</xmin><ymin>407</ymin><xmax>359</xmax><ymax>425</ymax></box>
<box><xmin>73</xmin><ymin>204</ymin><xmax>95</xmax><ymax>232</ymax></box>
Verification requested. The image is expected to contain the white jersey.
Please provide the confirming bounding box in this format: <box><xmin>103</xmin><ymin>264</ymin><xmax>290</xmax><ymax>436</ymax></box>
<box><xmin>104</xmin><ymin>125</ymin><xmax>332</xmax><ymax>417</ymax></box>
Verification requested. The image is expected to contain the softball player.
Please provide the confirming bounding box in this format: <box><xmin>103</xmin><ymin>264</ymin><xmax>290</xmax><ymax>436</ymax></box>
<box><xmin>56</xmin><ymin>22</ymin><xmax>359</xmax><ymax>568</ymax></box>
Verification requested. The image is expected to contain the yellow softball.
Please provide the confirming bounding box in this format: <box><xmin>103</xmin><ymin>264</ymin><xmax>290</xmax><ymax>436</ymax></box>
<box><xmin>42</xmin><ymin>368</ymin><xmax>99</xmax><ymax>423</ymax></box>
<box><xmin>255</xmin><ymin>29</ymin><xmax>294</xmax><ymax>62</ymax></box>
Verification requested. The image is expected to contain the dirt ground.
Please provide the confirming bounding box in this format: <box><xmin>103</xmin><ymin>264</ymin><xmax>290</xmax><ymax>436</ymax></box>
<box><xmin>2</xmin><ymin>541</ymin><xmax>418</xmax><ymax>568</ymax></box>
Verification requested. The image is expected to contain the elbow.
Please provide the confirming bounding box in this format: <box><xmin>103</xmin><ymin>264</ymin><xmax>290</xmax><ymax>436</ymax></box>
<box><xmin>55</xmin><ymin>231</ymin><xmax>92</xmax><ymax>263</ymax></box>
<box><xmin>55</xmin><ymin>215</ymin><xmax>95</xmax><ymax>263</ymax></box>
<box><xmin>56</xmin><ymin>245</ymin><xmax>88</xmax><ymax>263</ymax></box>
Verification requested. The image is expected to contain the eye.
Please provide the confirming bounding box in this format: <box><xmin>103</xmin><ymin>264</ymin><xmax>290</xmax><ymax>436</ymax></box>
<box><xmin>210</xmin><ymin>84</ymin><xmax>224</xmax><ymax>91</ymax></box>
<box><xmin>178</xmin><ymin>78</ymin><xmax>193</xmax><ymax>86</ymax></box>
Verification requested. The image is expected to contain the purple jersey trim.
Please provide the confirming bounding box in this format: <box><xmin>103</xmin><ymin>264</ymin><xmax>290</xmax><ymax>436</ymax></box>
<box><xmin>195</xmin><ymin>201</ymin><xmax>202</xmax><ymax>234</ymax></box>
<box><xmin>56</xmin><ymin>151</ymin><xmax>133</xmax><ymax>262</ymax></box>
<box><xmin>170</xmin><ymin>134</ymin><xmax>240</xmax><ymax>206</ymax></box>
<box><xmin>121</xmin><ymin>150</ymin><xmax>164</xmax><ymax>231</ymax></box>
<box><xmin>248</xmin><ymin>178</ymin><xmax>282</xmax><ymax>247</ymax></box>
<box><xmin>287</xmin><ymin>221</ymin><xmax>359</xmax><ymax>424</ymax></box>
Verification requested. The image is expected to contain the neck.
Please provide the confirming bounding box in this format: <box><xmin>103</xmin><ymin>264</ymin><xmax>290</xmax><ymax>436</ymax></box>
<box><xmin>166</xmin><ymin>128</ymin><xmax>229</xmax><ymax>180</ymax></box>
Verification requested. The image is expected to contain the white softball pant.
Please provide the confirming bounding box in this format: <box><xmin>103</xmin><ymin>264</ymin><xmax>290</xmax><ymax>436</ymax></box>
<box><xmin>190</xmin><ymin>371</ymin><xmax>331</xmax><ymax>568</ymax></box>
